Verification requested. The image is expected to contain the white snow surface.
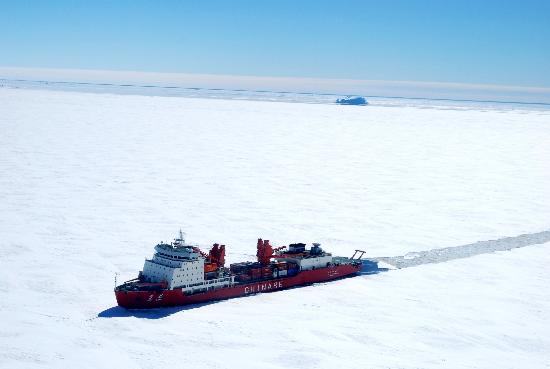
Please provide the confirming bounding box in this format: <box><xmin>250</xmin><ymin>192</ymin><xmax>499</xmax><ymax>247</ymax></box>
<box><xmin>1</xmin><ymin>88</ymin><xmax>549</xmax><ymax>368</ymax></box>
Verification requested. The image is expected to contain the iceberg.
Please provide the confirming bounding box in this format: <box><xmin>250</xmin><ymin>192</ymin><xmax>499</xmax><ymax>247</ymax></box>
<box><xmin>336</xmin><ymin>96</ymin><xmax>368</xmax><ymax>105</ymax></box>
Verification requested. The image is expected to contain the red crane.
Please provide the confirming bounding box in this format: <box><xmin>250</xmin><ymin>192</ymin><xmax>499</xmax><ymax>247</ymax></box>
<box><xmin>256</xmin><ymin>239</ymin><xmax>286</xmax><ymax>265</ymax></box>
<box><xmin>194</xmin><ymin>244</ymin><xmax>226</xmax><ymax>273</ymax></box>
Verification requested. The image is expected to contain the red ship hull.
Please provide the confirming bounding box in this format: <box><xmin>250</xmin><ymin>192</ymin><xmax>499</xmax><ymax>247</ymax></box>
<box><xmin>116</xmin><ymin>263</ymin><xmax>360</xmax><ymax>309</ymax></box>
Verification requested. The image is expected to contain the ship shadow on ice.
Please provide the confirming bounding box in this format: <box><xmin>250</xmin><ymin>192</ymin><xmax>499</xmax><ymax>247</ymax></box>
<box><xmin>98</xmin><ymin>301</ymin><xmax>222</xmax><ymax>319</ymax></box>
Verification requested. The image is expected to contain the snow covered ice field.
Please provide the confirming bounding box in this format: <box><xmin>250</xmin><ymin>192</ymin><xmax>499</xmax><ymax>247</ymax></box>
<box><xmin>1</xmin><ymin>87</ymin><xmax>550</xmax><ymax>369</ymax></box>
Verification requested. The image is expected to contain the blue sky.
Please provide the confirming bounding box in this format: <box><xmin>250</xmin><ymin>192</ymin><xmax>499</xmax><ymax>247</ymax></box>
<box><xmin>1</xmin><ymin>0</ymin><xmax>549</xmax><ymax>87</ymax></box>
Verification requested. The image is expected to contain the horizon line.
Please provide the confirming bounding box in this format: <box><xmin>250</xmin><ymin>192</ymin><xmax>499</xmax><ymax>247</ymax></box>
<box><xmin>2</xmin><ymin>66</ymin><xmax>550</xmax><ymax>104</ymax></box>
<box><xmin>3</xmin><ymin>77</ymin><xmax>550</xmax><ymax>108</ymax></box>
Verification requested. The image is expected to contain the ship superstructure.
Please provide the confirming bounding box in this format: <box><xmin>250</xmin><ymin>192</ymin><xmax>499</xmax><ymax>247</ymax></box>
<box><xmin>139</xmin><ymin>231</ymin><xmax>233</xmax><ymax>293</ymax></box>
<box><xmin>115</xmin><ymin>231</ymin><xmax>365</xmax><ymax>308</ymax></box>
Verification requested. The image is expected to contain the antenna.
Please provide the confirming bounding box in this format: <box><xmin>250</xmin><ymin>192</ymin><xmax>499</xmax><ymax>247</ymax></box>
<box><xmin>114</xmin><ymin>272</ymin><xmax>119</xmax><ymax>289</ymax></box>
<box><xmin>179</xmin><ymin>229</ymin><xmax>186</xmax><ymax>243</ymax></box>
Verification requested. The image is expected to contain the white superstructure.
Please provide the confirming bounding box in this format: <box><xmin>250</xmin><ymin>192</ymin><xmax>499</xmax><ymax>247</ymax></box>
<box><xmin>295</xmin><ymin>254</ymin><xmax>333</xmax><ymax>271</ymax></box>
<box><xmin>276</xmin><ymin>243</ymin><xmax>333</xmax><ymax>271</ymax></box>
<box><xmin>140</xmin><ymin>231</ymin><xmax>234</xmax><ymax>291</ymax></box>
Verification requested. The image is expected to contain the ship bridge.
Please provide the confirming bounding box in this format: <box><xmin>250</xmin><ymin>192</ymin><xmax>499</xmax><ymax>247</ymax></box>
<box><xmin>141</xmin><ymin>231</ymin><xmax>205</xmax><ymax>288</ymax></box>
<box><xmin>140</xmin><ymin>231</ymin><xmax>234</xmax><ymax>292</ymax></box>
<box><xmin>154</xmin><ymin>243</ymin><xmax>200</xmax><ymax>261</ymax></box>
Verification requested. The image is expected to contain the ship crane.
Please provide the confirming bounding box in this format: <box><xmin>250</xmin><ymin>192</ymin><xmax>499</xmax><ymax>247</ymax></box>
<box><xmin>257</xmin><ymin>238</ymin><xmax>286</xmax><ymax>264</ymax></box>
<box><xmin>193</xmin><ymin>247</ymin><xmax>209</xmax><ymax>259</ymax></box>
<box><xmin>193</xmin><ymin>243</ymin><xmax>226</xmax><ymax>273</ymax></box>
